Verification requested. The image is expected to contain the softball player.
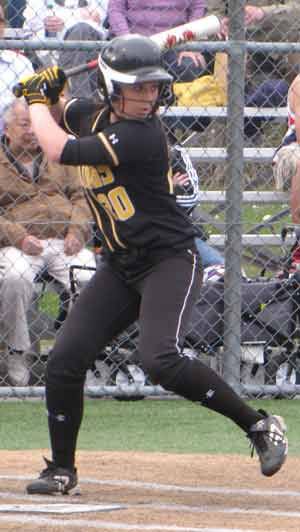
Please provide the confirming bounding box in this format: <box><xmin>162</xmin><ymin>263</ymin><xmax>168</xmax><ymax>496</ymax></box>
<box><xmin>17</xmin><ymin>34</ymin><xmax>287</xmax><ymax>494</ymax></box>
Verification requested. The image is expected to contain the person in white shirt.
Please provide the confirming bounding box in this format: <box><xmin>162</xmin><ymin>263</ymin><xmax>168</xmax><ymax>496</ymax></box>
<box><xmin>23</xmin><ymin>0</ymin><xmax>108</xmax><ymax>40</ymax></box>
<box><xmin>23</xmin><ymin>0</ymin><xmax>108</xmax><ymax>98</ymax></box>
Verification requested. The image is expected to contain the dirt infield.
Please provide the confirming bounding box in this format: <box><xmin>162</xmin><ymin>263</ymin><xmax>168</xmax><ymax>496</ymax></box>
<box><xmin>0</xmin><ymin>450</ymin><xmax>299</xmax><ymax>531</ymax></box>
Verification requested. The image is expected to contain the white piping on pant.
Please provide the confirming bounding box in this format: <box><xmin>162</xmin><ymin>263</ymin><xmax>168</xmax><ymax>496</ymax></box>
<box><xmin>175</xmin><ymin>251</ymin><xmax>198</xmax><ymax>354</ymax></box>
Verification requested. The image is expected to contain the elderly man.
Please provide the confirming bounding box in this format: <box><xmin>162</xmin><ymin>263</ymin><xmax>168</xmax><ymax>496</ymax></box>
<box><xmin>0</xmin><ymin>98</ymin><xmax>95</xmax><ymax>386</ymax></box>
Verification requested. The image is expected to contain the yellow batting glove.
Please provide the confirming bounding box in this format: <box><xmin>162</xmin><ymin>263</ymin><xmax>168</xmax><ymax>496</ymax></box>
<box><xmin>13</xmin><ymin>66</ymin><xmax>67</xmax><ymax>106</ymax></box>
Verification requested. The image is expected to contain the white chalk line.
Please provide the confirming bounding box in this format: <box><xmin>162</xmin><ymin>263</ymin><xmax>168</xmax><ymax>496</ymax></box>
<box><xmin>0</xmin><ymin>516</ymin><xmax>288</xmax><ymax>532</ymax></box>
<box><xmin>1</xmin><ymin>475</ymin><xmax>300</xmax><ymax>498</ymax></box>
<box><xmin>0</xmin><ymin>475</ymin><xmax>297</xmax><ymax>532</ymax></box>
<box><xmin>1</xmin><ymin>499</ymin><xmax>299</xmax><ymax>519</ymax></box>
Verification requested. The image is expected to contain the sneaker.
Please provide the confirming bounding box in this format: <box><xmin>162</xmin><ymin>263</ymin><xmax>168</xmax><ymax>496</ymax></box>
<box><xmin>7</xmin><ymin>351</ymin><xmax>30</xmax><ymax>386</ymax></box>
<box><xmin>248</xmin><ymin>409</ymin><xmax>288</xmax><ymax>477</ymax></box>
<box><xmin>26</xmin><ymin>458</ymin><xmax>78</xmax><ymax>495</ymax></box>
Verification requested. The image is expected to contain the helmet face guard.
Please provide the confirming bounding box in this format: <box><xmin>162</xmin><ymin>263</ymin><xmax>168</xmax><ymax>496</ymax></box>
<box><xmin>97</xmin><ymin>34</ymin><xmax>173</xmax><ymax>112</ymax></box>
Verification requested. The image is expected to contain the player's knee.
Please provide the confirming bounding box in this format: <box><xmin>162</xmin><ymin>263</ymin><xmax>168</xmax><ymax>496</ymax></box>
<box><xmin>46</xmin><ymin>344</ymin><xmax>87</xmax><ymax>387</ymax></box>
<box><xmin>141</xmin><ymin>352</ymin><xmax>179</xmax><ymax>389</ymax></box>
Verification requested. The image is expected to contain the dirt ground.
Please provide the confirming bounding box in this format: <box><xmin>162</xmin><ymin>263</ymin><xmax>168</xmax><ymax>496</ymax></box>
<box><xmin>0</xmin><ymin>450</ymin><xmax>299</xmax><ymax>531</ymax></box>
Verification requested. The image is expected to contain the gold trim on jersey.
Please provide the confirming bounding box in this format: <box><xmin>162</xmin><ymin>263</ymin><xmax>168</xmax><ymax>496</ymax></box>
<box><xmin>85</xmin><ymin>191</ymin><xmax>114</xmax><ymax>252</ymax></box>
<box><xmin>62</xmin><ymin>98</ymin><xmax>79</xmax><ymax>136</ymax></box>
<box><xmin>97</xmin><ymin>132</ymin><xmax>119</xmax><ymax>166</ymax></box>
<box><xmin>88</xmin><ymin>188</ymin><xmax>127</xmax><ymax>250</ymax></box>
<box><xmin>91</xmin><ymin>108</ymin><xmax>107</xmax><ymax>133</ymax></box>
<box><xmin>167</xmin><ymin>166</ymin><xmax>174</xmax><ymax>194</ymax></box>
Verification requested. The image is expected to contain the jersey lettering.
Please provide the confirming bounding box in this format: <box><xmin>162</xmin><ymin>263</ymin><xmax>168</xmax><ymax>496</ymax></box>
<box><xmin>97</xmin><ymin>186</ymin><xmax>135</xmax><ymax>221</ymax></box>
<box><xmin>97</xmin><ymin>166</ymin><xmax>115</xmax><ymax>187</ymax></box>
<box><xmin>80</xmin><ymin>165</ymin><xmax>115</xmax><ymax>189</ymax></box>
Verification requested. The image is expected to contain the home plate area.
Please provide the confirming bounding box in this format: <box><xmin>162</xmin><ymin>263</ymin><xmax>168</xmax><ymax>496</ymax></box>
<box><xmin>0</xmin><ymin>450</ymin><xmax>300</xmax><ymax>532</ymax></box>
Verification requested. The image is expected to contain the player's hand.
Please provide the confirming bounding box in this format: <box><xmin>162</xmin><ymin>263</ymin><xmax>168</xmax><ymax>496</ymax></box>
<box><xmin>14</xmin><ymin>67</ymin><xmax>67</xmax><ymax>106</ymax></box>
<box><xmin>64</xmin><ymin>234</ymin><xmax>83</xmax><ymax>256</ymax></box>
<box><xmin>21</xmin><ymin>235</ymin><xmax>44</xmax><ymax>256</ymax></box>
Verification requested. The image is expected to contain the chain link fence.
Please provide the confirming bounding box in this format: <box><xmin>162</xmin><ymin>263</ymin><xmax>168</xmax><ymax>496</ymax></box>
<box><xmin>1</xmin><ymin>0</ymin><xmax>300</xmax><ymax>399</ymax></box>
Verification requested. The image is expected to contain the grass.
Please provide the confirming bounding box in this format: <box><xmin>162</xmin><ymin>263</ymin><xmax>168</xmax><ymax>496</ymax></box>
<box><xmin>0</xmin><ymin>398</ymin><xmax>299</xmax><ymax>455</ymax></box>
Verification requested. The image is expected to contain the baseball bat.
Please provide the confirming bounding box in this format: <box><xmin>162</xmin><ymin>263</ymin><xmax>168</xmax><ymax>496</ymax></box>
<box><xmin>12</xmin><ymin>58</ymin><xmax>99</xmax><ymax>97</ymax></box>
<box><xmin>12</xmin><ymin>15</ymin><xmax>221</xmax><ymax>97</ymax></box>
<box><xmin>150</xmin><ymin>14</ymin><xmax>221</xmax><ymax>48</ymax></box>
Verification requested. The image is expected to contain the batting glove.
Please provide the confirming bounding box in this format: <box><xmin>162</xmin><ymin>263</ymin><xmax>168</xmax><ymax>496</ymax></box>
<box><xmin>14</xmin><ymin>66</ymin><xmax>67</xmax><ymax>106</ymax></box>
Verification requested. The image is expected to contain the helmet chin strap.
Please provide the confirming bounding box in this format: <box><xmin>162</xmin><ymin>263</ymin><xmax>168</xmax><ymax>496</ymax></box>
<box><xmin>111</xmin><ymin>94</ymin><xmax>157</xmax><ymax>120</ymax></box>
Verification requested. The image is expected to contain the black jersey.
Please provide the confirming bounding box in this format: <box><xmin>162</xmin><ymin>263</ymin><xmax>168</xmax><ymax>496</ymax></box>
<box><xmin>60</xmin><ymin>98</ymin><xmax>198</xmax><ymax>273</ymax></box>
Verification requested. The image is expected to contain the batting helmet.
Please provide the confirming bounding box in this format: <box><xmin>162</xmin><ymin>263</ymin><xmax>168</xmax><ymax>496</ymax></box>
<box><xmin>97</xmin><ymin>34</ymin><xmax>173</xmax><ymax>110</ymax></box>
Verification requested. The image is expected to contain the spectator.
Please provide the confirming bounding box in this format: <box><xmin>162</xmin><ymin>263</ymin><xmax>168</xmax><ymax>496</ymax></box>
<box><xmin>23</xmin><ymin>0</ymin><xmax>108</xmax><ymax>97</ymax></box>
<box><xmin>221</xmin><ymin>2</ymin><xmax>299</xmax><ymax>41</ymax></box>
<box><xmin>217</xmin><ymin>3</ymin><xmax>300</xmax><ymax>142</ymax></box>
<box><xmin>6</xmin><ymin>0</ymin><xmax>26</xmax><ymax>28</ymax></box>
<box><xmin>107</xmin><ymin>0</ymin><xmax>208</xmax><ymax>83</ymax></box>
<box><xmin>0</xmin><ymin>98</ymin><xmax>96</xmax><ymax>386</ymax></box>
<box><xmin>58</xmin><ymin>21</ymin><xmax>105</xmax><ymax>100</ymax></box>
<box><xmin>242</xmin><ymin>2</ymin><xmax>300</xmax><ymax>83</ymax></box>
<box><xmin>23</xmin><ymin>0</ymin><xmax>107</xmax><ymax>40</ymax></box>
<box><xmin>171</xmin><ymin>143</ymin><xmax>224</xmax><ymax>268</ymax></box>
<box><xmin>0</xmin><ymin>5</ymin><xmax>34</xmax><ymax>134</ymax></box>
<box><xmin>273</xmin><ymin>73</ymin><xmax>300</xmax><ymax>221</ymax></box>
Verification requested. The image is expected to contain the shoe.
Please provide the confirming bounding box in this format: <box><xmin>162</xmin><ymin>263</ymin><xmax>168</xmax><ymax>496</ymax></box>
<box><xmin>26</xmin><ymin>457</ymin><xmax>78</xmax><ymax>495</ymax></box>
<box><xmin>248</xmin><ymin>409</ymin><xmax>288</xmax><ymax>477</ymax></box>
<box><xmin>85</xmin><ymin>360</ymin><xmax>110</xmax><ymax>388</ymax></box>
<box><xmin>7</xmin><ymin>351</ymin><xmax>30</xmax><ymax>386</ymax></box>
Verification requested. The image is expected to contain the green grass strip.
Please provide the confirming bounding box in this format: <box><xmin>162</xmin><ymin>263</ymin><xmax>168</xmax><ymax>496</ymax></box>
<box><xmin>1</xmin><ymin>398</ymin><xmax>299</xmax><ymax>455</ymax></box>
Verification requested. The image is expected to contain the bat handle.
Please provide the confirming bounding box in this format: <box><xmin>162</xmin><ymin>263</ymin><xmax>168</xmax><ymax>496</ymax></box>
<box><xmin>64</xmin><ymin>59</ymin><xmax>98</xmax><ymax>77</ymax></box>
<box><xmin>12</xmin><ymin>82</ymin><xmax>24</xmax><ymax>98</ymax></box>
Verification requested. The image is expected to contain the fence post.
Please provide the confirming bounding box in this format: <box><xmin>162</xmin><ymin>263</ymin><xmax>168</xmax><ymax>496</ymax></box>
<box><xmin>222</xmin><ymin>0</ymin><xmax>246</xmax><ymax>392</ymax></box>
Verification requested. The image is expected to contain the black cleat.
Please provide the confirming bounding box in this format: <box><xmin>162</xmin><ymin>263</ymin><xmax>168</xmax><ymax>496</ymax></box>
<box><xmin>248</xmin><ymin>409</ymin><xmax>288</xmax><ymax>477</ymax></box>
<box><xmin>26</xmin><ymin>457</ymin><xmax>78</xmax><ymax>495</ymax></box>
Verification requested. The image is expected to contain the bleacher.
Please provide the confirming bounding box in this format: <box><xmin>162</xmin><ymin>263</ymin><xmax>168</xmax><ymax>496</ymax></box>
<box><xmin>163</xmin><ymin>105</ymin><xmax>290</xmax><ymax>266</ymax></box>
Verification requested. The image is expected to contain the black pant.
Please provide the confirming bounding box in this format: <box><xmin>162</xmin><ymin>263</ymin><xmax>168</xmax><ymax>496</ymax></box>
<box><xmin>45</xmin><ymin>249</ymin><xmax>262</xmax><ymax>468</ymax></box>
<box><xmin>47</xmin><ymin>250</ymin><xmax>202</xmax><ymax>387</ymax></box>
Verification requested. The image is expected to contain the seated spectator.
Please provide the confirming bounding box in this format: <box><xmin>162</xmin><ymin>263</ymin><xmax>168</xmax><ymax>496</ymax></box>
<box><xmin>58</xmin><ymin>21</ymin><xmax>104</xmax><ymax>100</ymax></box>
<box><xmin>171</xmin><ymin>143</ymin><xmax>224</xmax><ymax>268</ymax></box>
<box><xmin>107</xmin><ymin>0</ymin><xmax>208</xmax><ymax>83</ymax></box>
<box><xmin>273</xmin><ymin>73</ymin><xmax>300</xmax><ymax>226</ymax></box>
<box><xmin>23</xmin><ymin>0</ymin><xmax>107</xmax><ymax>40</ymax></box>
<box><xmin>6</xmin><ymin>0</ymin><xmax>26</xmax><ymax>28</ymax></box>
<box><xmin>0</xmin><ymin>5</ymin><xmax>34</xmax><ymax>134</ymax></box>
<box><xmin>23</xmin><ymin>0</ymin><xmax>108</xmax><ymax>97</ymax></box>
<box><xmin>242</xmin><ymin>3</ymin><xmax>300</xmax><ymax>84</ymax></box>
<box><xmin>244</xmin><ymin>77</ymin><xmax>288</xmax><ymax>142</ymax></box>
<box><xmin>218</xmin><ymin>3</ymin><xmax>299</xmax><ymax>142</ymax></box>
<box><xmin>221</xmin><ymin>2</ymin><xmax>300</xmax><ymax>44</ymax></box>
<box><xmin>0</xmin><ymin>98</ymin><xmax>96</xmax><ymax>386</ymax></box>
